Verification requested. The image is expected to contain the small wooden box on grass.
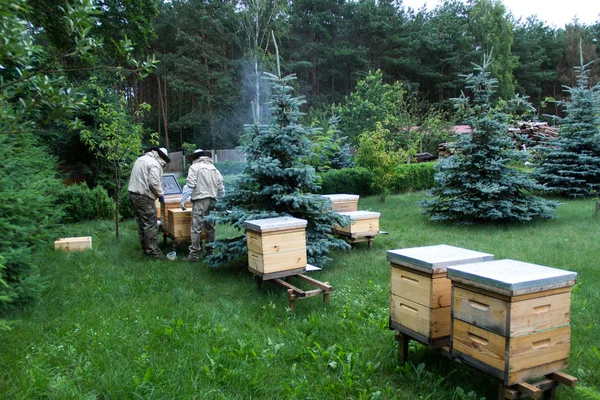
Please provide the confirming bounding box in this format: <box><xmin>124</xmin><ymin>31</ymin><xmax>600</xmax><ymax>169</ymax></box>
<box><xmin>244</xmin><ymin>216</ymin><xmax>308</xmax><ymax>279</ymax></box>
<box><xmin>54</xmin><ymin>236</ymin><xmax>92</xmax><ymax>252</ymax></box>
<box><xmin>447</xmin><ymin>260</ymin><xmax>577</xmax><ymax>386</ymax></box>
<box><xmin>167</xmin><ymin>208</ymin><xmax>192</xmax><ymax>241</ymax></box>
<box><xmin>321</xmin><ymin>194</ymin><xmax>359</xmax><ymax>212</ymax></box>
<box><xmin>388</xmin><ymin>245</ymin><xmax>493</xmax><ymax>347</ymax></box>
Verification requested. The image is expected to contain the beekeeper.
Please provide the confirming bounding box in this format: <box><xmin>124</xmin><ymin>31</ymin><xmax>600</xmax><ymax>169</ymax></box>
<box><xmin>128</xmin><ymin>147</ymin><xmax>170</xmax><ymax>259</ymax></box>
<box><xmin>181</xmin><ymin>149</ymin><xmax>224</xmax><ymax>261</ymax></box>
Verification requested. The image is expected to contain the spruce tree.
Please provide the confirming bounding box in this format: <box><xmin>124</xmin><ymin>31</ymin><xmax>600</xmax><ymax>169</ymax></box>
<box><xmin>535</xmin><ymin>50</ymin><xmax>600</xmax><ymax>198</ymax></box>
<box><xmin>422</xmin><ymin>56</ymin><xmax>557</xmax><ymax>223</ymax></box>
<box><xmin>206</xmin><ymin>71</ymin><xmax>350</xmax><ymax>268</ymax></box>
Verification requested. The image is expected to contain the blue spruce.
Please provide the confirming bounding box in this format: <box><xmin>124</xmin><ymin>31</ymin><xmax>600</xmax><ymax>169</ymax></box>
<box><xmin>422</xmin><ymin>55</ymin><xmax>557</xmax><ymax>223</ymax></box>
<box><xmin>535</xmin><ymin>50</ymin><xmax>600</xmax><ymax>198</ymax></box>
<box><xmin>206</xmin><ymin>72</ymin><xmax>350</xmax><ymax>267</ymax></box>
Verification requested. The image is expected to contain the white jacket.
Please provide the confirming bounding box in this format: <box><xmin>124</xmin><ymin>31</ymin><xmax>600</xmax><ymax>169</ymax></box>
<box><xmin>127</xmin><ymin>151</ymin><xmax>165</xmax><ymax>199</ymax></box>
<box><xmin>185</xmin><ymin>157</ymin><xmax>224</xmax><ymax>202</ymax></box>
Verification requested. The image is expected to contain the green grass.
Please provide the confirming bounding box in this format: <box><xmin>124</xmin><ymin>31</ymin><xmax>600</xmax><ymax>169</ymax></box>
<box><xmin>1</xmin><ymin>193</ymin><xmax>599</xmax><ymax>399</ymax></box>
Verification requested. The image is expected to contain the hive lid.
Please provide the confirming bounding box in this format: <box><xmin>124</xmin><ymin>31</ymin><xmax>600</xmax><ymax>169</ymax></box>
<box><xmin>244</xmin><ymin>216</ymin><xmax>307</xmax><ymax>233</ymax></box>
<box><xmin>386</xmin><ymin>244</ymin><xmax>494</xmax><ymax>274</ymax></box>
<box><xmin>162</xmin><ymin>174</ymin><xmax>182</xmax><ymax>195</ymax></box>
<box><xmin>321</xmin><ymin>194</ymin><xmax>360</xmax><ymax>202</ymax></box>
<box><xmin>447</xmin><ymin>259</ymin><xmax>577</xmax><ymax>296</ymax></box>
<box><xmin>338</xmin><ymin>210</ymin><xmax>381</xmax><ymax>220</ymax></box>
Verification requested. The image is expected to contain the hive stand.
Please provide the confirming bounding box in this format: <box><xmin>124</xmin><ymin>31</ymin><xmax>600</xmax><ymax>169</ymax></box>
<box><xmin>387</xmin><ymin>245</ymin><xmax>494</xmax><ymax>362</ymax></box>
<box><xmin>252</xmin><ymin>269</ymin><xmax>333</xmax><ymax>314</ymax></box>
<box><xmin>498</xmin><ymin>371</ymin><xmax>577</xmax><ymax>400</ymax></box>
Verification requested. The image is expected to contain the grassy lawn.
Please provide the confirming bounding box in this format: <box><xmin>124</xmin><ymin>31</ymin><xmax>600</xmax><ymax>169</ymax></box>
<box><xmin>1</xmin><ymin>193</ymin><xmax>599</xmax><ymax>399</ymax></box>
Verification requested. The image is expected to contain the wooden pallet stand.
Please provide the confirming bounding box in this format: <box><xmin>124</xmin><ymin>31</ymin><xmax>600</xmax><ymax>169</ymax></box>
<box><xmin>321</xmin><ymin>194</ymin><xmax>359</xmax><ymax>212</ymax></box>
<box><xmin>447</xmin><ymin>260</ymin><xmax>577</xmax><ymax>389</ymax></box>
<box><xmin>387</xmin><ymin>245</ymin><xmax>494</xmax><ymax>361</ymax></box>
<box><xmin>499</xmin><ymin>371</ymin><xmax>578</xmax><ymax>399</ymax></box>
<box><xmin>250</xmin><ymin>265</ymin><xmax>333</xmax><ymax>313</ymax></box>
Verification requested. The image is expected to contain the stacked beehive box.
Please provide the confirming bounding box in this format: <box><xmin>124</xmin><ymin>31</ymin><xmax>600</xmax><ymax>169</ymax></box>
<box><xmin>447</xmin><ymin>259</ymin><xmax>577</xmax><ymax>386</ymax></box>
<box><xmin>244</xmin><ymin>217</ymin><xmax>308</xmax><ymax>279</ymax></box>
<box><xmin>388</xmin><ymin>245</ymin><xmax>493</xmax><ymax>346</ymax></box>
<box><xmin>167</xmin><ymin>208</ymin><xmax>192</xmax><ymax>241</ymax></box>
<box><xmin>321</xmin><ymin>194</ymin><xmax>359</xmax><ymax>212</ymax></box>
<box><xmin>336</xmin><ymin>211</ymin><xmax>381</xmax><ymax>238</ymax></box>
<box><xmin>160</xmin><ymin>196</ymin><xmax>192</xmax><ymax>228</ymax></box>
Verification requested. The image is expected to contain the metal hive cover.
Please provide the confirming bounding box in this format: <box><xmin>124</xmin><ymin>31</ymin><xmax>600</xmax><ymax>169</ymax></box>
<box><xmin>447</xmin><ymin>259</ymin><xmax>577</xmax><ymax>296</ymax></box>
<box><xmin>321</xmin><ymin>194</ymin><xmax>360</xmax><ymax>202</ymax></box>
<box><xmin>386</xmin><ymin>244</ymin><xmax>494</xmax><ymax>274</ymax></box>
<box><xmin>337</xmin><ymin>210</ymin><xmax>381</xmax><ymax>220</ymax></box>
<box><xmin>244</xmin><ymin>216</ymin><xmax>307</xmax><ymax>233</ymax></box>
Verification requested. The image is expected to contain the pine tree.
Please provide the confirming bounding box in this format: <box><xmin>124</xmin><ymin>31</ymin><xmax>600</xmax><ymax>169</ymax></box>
<box><xmin>535</xmin><ymin>48</ymin><xmax>600</xmax><ymax>198</ymax></box>
<box><xmin>206</xmin><ymin>70</ymin><xmax>350</xmax><ymax>268</ymax></box>
<box><xmin>422</xmin><ymin>55</ymin><xmax>557</xmax><ymax>223</ymax></box>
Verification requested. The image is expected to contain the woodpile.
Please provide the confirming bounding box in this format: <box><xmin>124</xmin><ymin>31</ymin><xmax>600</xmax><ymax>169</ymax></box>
<box><xmin>437</xmin><ymin>122</ymin><xmax>559</xmax><ymax>157</ymax></box>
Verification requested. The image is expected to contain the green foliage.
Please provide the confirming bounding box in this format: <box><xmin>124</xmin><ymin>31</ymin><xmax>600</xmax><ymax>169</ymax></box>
<box><xmin>0</xmin><ymin>0</ymin><xmax>100</xmax><ymax>313</ymax></box>
<box><xmin>536</xmin><ymin>53</ymin><xmax>600</xmax><ymax>198</ymax></box>
<box><xmin>423</xmin><ymin>56</ymin><xmax>557</xmax><ymax>223</ymax></box>
<box><xmin>208</xmin><ymin>70</ymin><xmax>350</xmax><ymax>268</ymax></box>
<box><xmin>79</xmin><ymin>78</ymin><xmax>150</xmax><ymax>239</ymax></box>
<box><xmin>0</xmin><ymin>135</ymin><xmax>64</xmax><ymax>313</ymax></box>
<box><xmin>306</xmin><ymin>113</ymin><xmax>354</xmax><ymax>173</ymax></box>
<box><xmin>58</xmin><ymin>184</ymin><xmax>115</xmax><ymax>223</ymax></box>
<box><xmin>356</xmin><ymin>123</ymin><xmax>415</xmax><ymax>201</ymax></box>
<box><xmin>392</xmin><ymin>162</ymin><xmax>437</xmax><ymax>192</ymax></box>
<box><xmin>319</xmin><ymin>168</ymin><xmax>376</xmax><ymax>196</ymax></box>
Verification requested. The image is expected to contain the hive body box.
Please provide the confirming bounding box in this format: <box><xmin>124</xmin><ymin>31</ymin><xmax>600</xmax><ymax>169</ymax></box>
<box><xmin>168</xmin><ymin>208</ymin><xmax>192</xmax><ymax>241</ymax></box>
<box><xmin>54</xmin><ymin>236</ymin><xmax>92</xmax><ymax>252</ymax></box>
<box><xmin>244</xmin><ymin>217</ymin><xmax>308</xmax><ymax>278</ymax></box>
<box><xmin>321</xmin><ymin>194</ymin><xmax>359</xmax><ymax>212</ymax></box>
<box><xmin>159</xmin><ymin>196</ymin><xmax>192</xmax><ymax>227</ymax></box>
<box><xmin>447</xmin><ymin>260</ymin><xmax>577</xmax><ymax>386</ymax></box>
<box><xmin>388</xmin><ymin>245</ymin><xmax>494</xmax><ymax>346</ymax></box>
<box><xmin>335</xmin><ymin>211</ymin><xmax>380</xmax><ymax>237</ymax></box>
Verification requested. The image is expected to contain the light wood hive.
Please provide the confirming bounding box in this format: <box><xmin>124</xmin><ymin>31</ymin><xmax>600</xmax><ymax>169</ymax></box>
<box><xmin>447</xmin><ymin>259</ymin><xmax>577</xmax><ymax>386</ymax></box>
<box><xmin>387</xmin><ymin>245</ymin><xmax>493</xmax><ymax>345</ymax></box>
<box><xmin>244</xmin><ymin>217</ymin><xmax>308</xmax><ymax>275</ymax></box>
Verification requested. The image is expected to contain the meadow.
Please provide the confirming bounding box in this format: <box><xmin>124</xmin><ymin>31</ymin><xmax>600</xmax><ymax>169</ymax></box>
<box><xmin>1</xmin><ymin>193</ymin><xmax>599</xmax><ymax>399</ymax></box>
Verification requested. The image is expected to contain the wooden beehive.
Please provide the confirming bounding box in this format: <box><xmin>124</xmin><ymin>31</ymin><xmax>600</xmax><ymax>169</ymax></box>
<box><xmin>447</xmin><ymin>259</ymin><xmax>577</xmax><ymax>386</ymax></box>
<box><xmin>321</xmin><ymin>194</ymin><xmax>359</xmax><ymax>212</ymax></box>
<box><xmin>388</xmin><ymin>245</ymin><xmax>493</xmax><ymax>346</ymax></box>
<box><xmin>167</xmin><ymin>208</ymin><xmax>192</xmax><ymax>241</ymax></box>
<box><xmin>244</xmin><ymin>217</ymin><xmax>308</xmax><ymax>278</ymax></box>
<box><xmin>334</xmin><ymin>211</ymin><xmax>380</xmax><ymax>237</ymax></box>
<box><xmin>160</xmin><ymin>196</ymin><xmax>192</xmax><ymax>228</ymax></box>
<box><xmin>54</xmin><ymin>236</ymin><xmax>92</xmax><ymax>252</ymax></box>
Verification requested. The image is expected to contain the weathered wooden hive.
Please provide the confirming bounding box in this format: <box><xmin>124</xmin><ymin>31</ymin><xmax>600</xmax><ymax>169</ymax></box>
<box><xmin>447</xmin><ymin>259</ymin><xmax>577</xmax><ymax>386</ymax></box>
<box><xmin>244</xmin><ymin>216</ymin><xmax>308</xmax><ymax>277</ymax></box>
<box><xmin>335</xmin><ymin>211</ymin><xmax>380</xmax><ymax>237</ymax></box>
<box><xmin>321</xmin><ymin>194</ymin><xmax>359</xmax><ymax>212</ymax></box>
<box><xmin>388</xmin><ymin>245</ymin><xmax>493</xmax><ymax>346</ymax></box>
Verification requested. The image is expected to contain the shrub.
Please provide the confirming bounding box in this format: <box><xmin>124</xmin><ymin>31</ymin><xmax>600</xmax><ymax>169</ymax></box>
<box><xmin>319</xmin><ymin>167</ymin><xmax>376</xmax><ymax>196</ymax></box>
<box><xmin>119</xmin><ymin>185</ymin><xmax>135</xmax><ymax>220</ymax></box>
<box><xmin>59</xmin><ymin>184</ymin><xmax>115</xmax><ymax>223</ymax></box>
<box><xmin>392</xmin><ymin>162</ymin><xmax>437</xmax><ymax>192</ymax></box>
